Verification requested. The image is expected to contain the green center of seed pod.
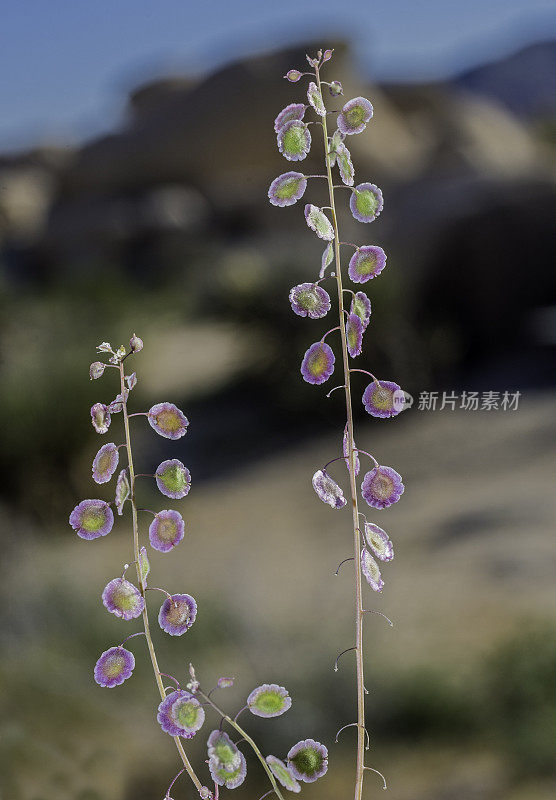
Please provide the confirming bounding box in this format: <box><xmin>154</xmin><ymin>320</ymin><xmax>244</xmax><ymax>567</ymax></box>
<box><xmin>357</xmin><ymin>252</ymin><xmax>378</xmax><ymax>276</ymax></box>
<box><xmin>346</xmin><ymin>104</ymin><xmax>366</xmax><ymax>128</ymax></box>
<box><xmin>298</xmin><ymin>289</ymin><xmax>319</xmax><ymax>310</ymax></box>
<box><xmin>364</xmin><ymin>552</ymin><xmax>381</xmax><ymax>580</ymax></box>
<box><xmin>213</xmin><ymin>739</ymin><xmax>239</xmax><ymax>767</ymax></box>
<box><xmin>338</xmin><ymin>149</ymin><xmax>352</xmax><ymax>179</ymax></box>
<box><xmin>158</xmin><ymin>518</ymin><xmax>178</xmax><ymax>541</ymax></box>
<box><xmin>173</xmin><ymin>700</ymin><xmax>199</xmax><ymax>729</ymax></box>
<box><xmin>312</xmin><ymin>211</ymin><xmax>330</xmax><ymax>237</ymax></box>
<box><xmin>347</xmin><ymin>324</ymin><xmax>358</xmax><ymax>349</ymax></box>
<box><xmin>160</xmin><ymin>464</ymin><xmax>186</xmax><ymax>493</ymax></box>
<box><xmin>82</xmin><ymin>508</ymin><xmax>105</xmax><ymax>531</ymax></box>
<box><xmin>104</xmin><ymin>653</ymin><xmax>125</xmax><ymax>677</ymax></box>
<box><xmin>251</xmin><ymin>690</ymin><xmax>285</xmax><ymax>715</ymax></box>
<box><xmin>372</xmin><ymin>385</ymin><xmax>394</xmax><ymax>410</ymax></box>
<box><xmin>213</xmin><ymin>761</ymin><xmax>242</xmax><ymax>784</ymax></box>
<box><xmin>283</xmin><ymin>123</ymin><xmax>307</xmax><ymax>156</ymax></box>
<box><xmin>353</xmin><ymin>297</ymin><xmax>366</xmax><ymax>320</ymax></box>
<box><xmin>166</xmin><ymin>599</ymin><xmax>190</xmax><ymax>626</ymax></box>
<box><xmin>97</xmin><ymin>452</ymin><xmax>113</xmax><ymax>473</ymax></box>
<box><xmin>372</xmin><ymin>472</ymin><xmax>394</xmax><ymax>499</ymax></box>
<box><xmin>276</xmin><ymin>176</ymin><xmax>302</xmax><ymax>200</ymax></box>
<box><xmin>292</xmin><ymin>747</ymin><xmax>321</xmax><ymax>776</ymax></box>
<box><xmin>355</xmin><ymin>189</ymin><xmax>379</xmax><ymax>218</ymax></box>
<box><xmin>112</xmin><ymin>581</ymin><xmax>138</xmax><ymax>611</ymax></box>
<box><xmin>309</xmin><ymin>349</ymin><xmax>327</xmax><ymax>377</ymax></box>
<box><xmin>156</xmin><ymin>410</ymin><xmax>181</xmax><ymax>433</ymax></box>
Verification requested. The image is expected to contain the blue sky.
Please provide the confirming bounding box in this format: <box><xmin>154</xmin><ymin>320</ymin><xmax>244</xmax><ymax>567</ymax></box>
<box><xmin>2</xmin><ymin>0</ymin><xmax>556</xmax><ymax>150</ymax></box>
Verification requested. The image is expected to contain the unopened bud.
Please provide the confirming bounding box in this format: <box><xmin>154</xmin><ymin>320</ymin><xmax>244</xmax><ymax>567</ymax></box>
<box><xmin>329</xmin><ymin>80</ymin><xmax>343</xmax><ymax>97</ymax></box>
<box><xmin>130</xmin><ymin>333</ymin><xmax>143</xmax><ymax>352</ymax></box>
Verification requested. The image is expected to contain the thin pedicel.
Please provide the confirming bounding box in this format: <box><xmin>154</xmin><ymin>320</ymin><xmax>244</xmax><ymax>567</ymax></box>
<box><xmin>271</xmin><ymin>49</ymin><xmax>407</xmax><ymax>798</ymax></box>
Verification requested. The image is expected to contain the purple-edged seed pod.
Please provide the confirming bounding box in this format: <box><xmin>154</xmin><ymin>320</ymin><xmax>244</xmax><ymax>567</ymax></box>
<box><xmin>148</xmin><ymin>402</ymin><xmax>189</xmax><ymax>439</ymax></box>
<box><xmin>149</xmin><ymin>509</ymin><xmax>185</xmax><ymax>552</ymax></box>
<box><xmin>346</xmin><ymin>313</ymin><xmax>363</xmax><ymax>357</ymax></box>
<box><xmin>361</xmin><ymin>548</ymin><xmax>384</xmax><ymax>592</ymax></box>
<box><xmin>268</xmin><ymin>171</ymin><xmax>308</xmax><ymax>207</ymax></box>
<box><xmin>364</xmin><ymin>522</ymin><xmax>394</xmax><ymax>562</ymax></box>
<box><xmin>349</xmin><ymin>183</ymin><xmax>383</xmax><ymax>224</ymax></box>
<box><xmin>92</xmin><ymin>442</ymin><xmax>119</xmax><ymax>484</ymax></box>
<box><xmin>337</xmin><ymin>96</ymin><xmax>373</xmax><ymax>136</ymax></box>
<box><xmin>115</xmin><ymin>468</ymin><xmax>130</xmax><ymax>515</ymax></box>
<box><xmin>361</xmin><ymin>465</ymin><xmax>404</xmax><ymax>510</ymax></box>
<box><xmin>158</xmin><ymin>593</ymin><xmax>197</xmax><ymax>636</ymax></box>
<box><xmin>289</xmin><ymin>283</ymin><xmax>331</xmax><ymax>319</ymax></box>
<box><xmin>307</xmin><ymin>82</ymin><xmax>325</xmax><ymax>116</ymax></box>
<box><xmin>157</xmin><ymin>690</ymin><xmax>205</xmax><ymax>738</ymax></box>
<box><xmin>304</xmin><ymin>204</ymin><xmax>334</xmax><ymax>241</ymax></box>
<box><xmin>91</xmin><ymin>403</ymin><xmax>111</xmax><ymax>434</ymax></box>
<box><xmin>301</xmin><ymin>342</ymin><xmax>335</xmax><ymax>385</ymax></box>
<box><xmin>336</xmin><ymin>142</ymin><xmax>354</xmax><ymax>186</ymax></box>
<box><xmin>274</xmin><ymin>102</ymin><xmax>306</xmax><ymax>133</ymax></box>
<box><xmin>94</xmin><ymin>646</ymin><xmax>135</xmax><ymax>688</ymax></box>
<box><xmin>102</xmin><ymin>577</ymin><xmax>145</xmax><ymax>620</ymax></box>
<box><xmin>155</xmin><ymin>459</ymin><xmax>191</xmax><ymax>499</ymax></box>
<box><xmin>362</xmin><ymin>379</ymin><xmax>403</xmax><ymax>419</ymax></box>
<box><xmin>266</xmin><ymin>755</ymin><xmax>301</xmax><ymax>793</ymax></box>
<box><xmin>348</xmin><ymin>245</ymin><xmax>386</xmax><ymax>283</ymax></box>
<box><xmin>312</xmin><ymin>469</ymin><xmax>347</xmax><ymax>509</ymax></box>
<box><xmin>247</xmin><ymin>683</ymin><xmax>292</xmax><ymax>718</ymax></box>
<box><xmin>350</xmin><ymin>291</ymin><xmax>372</xmax><ymax>329</ymax></box>
<box><xmin>287</xmin><ymin>739</ymin><xmax>328</xmax><ymax>783</ymax></box>
<box><xmin>69</xmin><ymin>499</ymin><xmax>114</xmax><ymax>540</ymax></box>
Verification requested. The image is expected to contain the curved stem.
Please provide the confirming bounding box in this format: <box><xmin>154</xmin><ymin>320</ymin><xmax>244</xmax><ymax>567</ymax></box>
<box><xmin>119</xmin><ymin>363</ymin><xmax>204</xmax><ymax>796</ymax></box>
<box><xmin>350</xmin><ymin>368</ymin><xmax>380</xmax><ymax>384</ymax></box>
<box><xmin>316</xmin><ymin>64</ymin><xmax>366</xmax><ymax>800</ymax></box>
<box><xmin>320</xmin><ymin>325</ymin><xmax>341</xmax><ymax>343</ymax></box>
<box><xmin>197</xmin><ymin>690</ymin><xmax>286</xmax><ymax>800</ymax></box>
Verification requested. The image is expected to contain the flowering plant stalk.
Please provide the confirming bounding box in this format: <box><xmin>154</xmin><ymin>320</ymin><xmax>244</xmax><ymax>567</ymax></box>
<box><xmin>270</xmin><ymin>50</ymin><xmax>406</xmax><ymax>799</ymax></box>
<box><xmin>70</xmin><ymin>336</ymin><xmax>328</xmax><ymax>799</ymax></box>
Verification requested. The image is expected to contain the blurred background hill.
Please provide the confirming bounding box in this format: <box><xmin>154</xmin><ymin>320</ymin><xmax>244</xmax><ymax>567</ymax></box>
<box><xmin>1</xmin><ymin>2</ymin><xmax>556</xmax><ymax>799</ymax></box>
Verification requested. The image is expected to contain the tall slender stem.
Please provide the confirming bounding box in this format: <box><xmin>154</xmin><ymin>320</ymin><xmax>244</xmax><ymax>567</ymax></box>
<box><xmin>197</xmin><ymin>691</ymin><xmax>286</xmax><ymax>800</ymax></box>
<box><xmin>118</xmin><ymin>363</ymin><xmax>204</xmax><ymax>796</ymax></box>
<box><xmin>315</xmin><ymin>67</ymin><xmax>366</xmax><ymax>800</ymax></box>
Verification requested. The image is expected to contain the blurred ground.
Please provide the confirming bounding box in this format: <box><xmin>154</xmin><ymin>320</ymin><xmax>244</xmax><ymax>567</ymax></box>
<box><xmin>1</xmin><ymin>37</ymin><xmax>556</xmax><ymax>800</ymax></box>
<box><xmin>3</xmin><ymin>390</ymin><xmax>556</xmax><ymax>799</ymax></box>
